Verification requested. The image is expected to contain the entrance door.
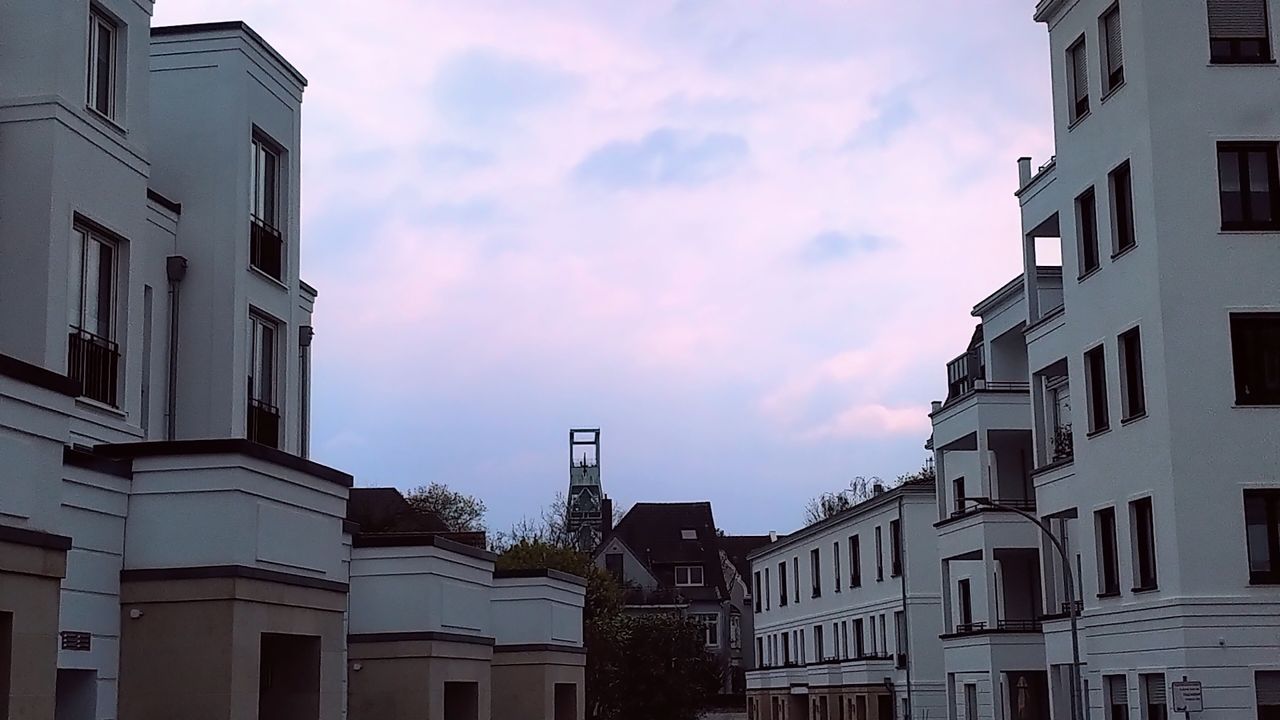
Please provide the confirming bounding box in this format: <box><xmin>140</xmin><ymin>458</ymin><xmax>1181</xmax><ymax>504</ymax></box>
<box><xmin>877</xmin><ymin>694</ymin><xmax>893</xmax><ymax>720</ymax></box>
<box><xmin>258</xmin><ymin>633</ymin><xmax>320</xmax><ymax>720</ymax></box>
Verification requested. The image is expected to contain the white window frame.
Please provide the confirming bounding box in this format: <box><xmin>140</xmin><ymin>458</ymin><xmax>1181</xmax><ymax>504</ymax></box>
<box><xmin>674</xmin><ymin>564</ymin><xmax>704</xmax><ymax>587</ymax></box>
<box><xmin>249</xmin><ymin>312</ymin><xmax>280</xmax><ymax>408</ymax></box>
<box><xmin>251</xmin><ymin>133</ymin><xmax>283</xmax><ymax>229</ymax></box>
<box><xmin>694</xmin><ymin>613</ymin><xmax>719</xmax><ymax>648</ymax></box>
<box><xmin>69</xmin><ymin>223</ymin><xmax>118</xmax><ymax>341</ymax></box>
<box><xmin>87</xmin><ymin>6</ymin><xmax>119</xmax><ymax>120</ymax></box>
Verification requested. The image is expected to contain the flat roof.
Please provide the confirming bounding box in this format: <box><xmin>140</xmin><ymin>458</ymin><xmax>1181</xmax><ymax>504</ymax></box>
<box><xmin>151</xmin><ymin>21</ymin><xmax>308</xmax><ymax>88</ymax></box>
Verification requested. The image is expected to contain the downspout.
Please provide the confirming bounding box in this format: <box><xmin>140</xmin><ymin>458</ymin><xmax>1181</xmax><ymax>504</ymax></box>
<box><xmin>164</xmin><ymin>256</ymin><xmax>187</xmax><ymax>440</ymax></box>
<box><xmin>899</xmin><ymin>493</ymin><xmax>914</xmax><ymax>720</ymax></box>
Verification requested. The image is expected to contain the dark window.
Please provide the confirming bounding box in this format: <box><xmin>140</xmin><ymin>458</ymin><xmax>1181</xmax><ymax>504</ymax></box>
<box><xmin>756</xmin><ymin>636</ymin><xmax>764</xmax><ymax>666</ymax></box>
<box><xmin>833</xmin><ymin>541</ymin><xmax>842</xmax><ymax>592</ymax></box>
<box><xmin>87</xmin><ymin>7</ymin><xmax>118</xmax><ymax>118</ymax></box>
<box><xmin>68</xmin><ymin>223</ymin><xmax>120</xmax><ymax>407</ymax></box>
<box><xmin>957</xmin><ymin>578</ymin><xmax>973</xmax><ymax>626</ymax></box>
<box><xmin>1208</xmin><ymin>0</ymin><xmax>1272</xmax><ymax>63</ymax></box>
<box><xmin>793</xmin><ymin>557</ymin><xmax>800</xmax><ymax>604</ymax></box>
<box><xmin>778</xmin><ymin>562</ymin><xmax>788</xmax><ymax>607</ymax></box>
<box><xmin>1097</xmin><ymin>507</ymin><xmax>1120</xmax><ymax>596</ymax></box>
<box><xmin>1119</xmin><ymin>328</ymin><xmax>1146</xmax><ymax>419</ymax></box>
<box><xmin>1245</xmin><ymin>489</ymin><xmax>1280</xmax><ymax>584</ymax></box>
<box><xmin>248</xmin><ymin>313</ymin><xmax>281</xmax><ymax>448</ymax></box>
<box><xmin>889</xmin><ymin>519</ymin><xmax>902</xmax><ymax>577</ymax></box>
<box><xmin>764</xmin><ymin>568</ymin><xmax>771</xmax><ymax>611</ymax></box>
<box><xmin>810</xmin><ymin>548</ymin><xmax>822</xmax><ymax>598</ymax></box>
<box><xmin>251</xmin><ymin>134</ymin><xmax>285</xmax><ymax>280</ymax></box>
<box><xmin>1142</xmin><ymin>674</ymin><xmax>1168</xmax><ymax>720</ymax></box>
<box><xmin>1106</xmin><ymin>675</ymin><xmax>1130</xmax><ymax>720</ymax></box>
<box><xmin>753</xmin><ymin>571</ymin><xmax>762</xmax><ymax>613</ymax></box>
<box><xmin>1085</xmin><ymin>346</ymin><xmax>1110</xmax><ymax>433</ymax></box>
<box><xmin>875</xmin><ymin>526</ymin><xmax>884</xmax><ymax>581</ymax></box>
<box><xmin>605</xmin><ymin>553</ymin><xmax>624</xmax><ymax>583</ymax></box>
<box><xmin>849</xmin><ymin>535</ymin><xmax>862</xmax><ymax>587</ymax></box>
<box><xmin>1068</xmin><ymin>36</ymin><xmax>1090</xmax><ymax>122</ymax></box>
<box><xmin>814</xmin><ymin>624</ymin><xmax>825</xmax><ymax>660</ymax></box>
<box><xmin>1257</xmin><ymin>671</ymin><xmax>1280</xmax><ymax>720</ymax></box>
<box><xmin>1078</xmin><ymin>187</ymin><xmax>1101</xmax><ymax>276</ymax></box>
<box><xmin>1131</xmin><ymin>497</ymin><xmax>1158</xmax><ymax>589</ymax></box>
<box><xmin>852</xmin><ymin>618</ymin><xmax>865</xmax><ymax>657</ymax></box>
<box><xmin>1218</xmin><ymin>143</ymin><xmax>1280</xmax><ymax>230</ymax></box>
<box><xmin>1101</xmin><ymin>4</ymin><xmax>1125</xmax><ymax>92</ymax></box>
<box><xmin>953</xmin><ymin>476</ymin><xmax>967</xmax><ymax>515</ymax></box>
<box><xmin>782</xmin><ymin>633</ymin><xmax>791</xmax><ymax>665</ymax></box>
<box><xmin>1231</xmin><ymin>313</ymin><xmax>1280</xmax><ymax>405</ymax></box>
<box><xmin>1111</xmin><ymin>161</ymin><xmax>1136</xmax><ymax>253</ymax></box>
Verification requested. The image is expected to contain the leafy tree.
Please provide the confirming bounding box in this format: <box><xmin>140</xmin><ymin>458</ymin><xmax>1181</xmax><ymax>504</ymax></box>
<box><xmin>802</xmin><ymin>460</ymin><xmax>936</xmax><ymax>525</ymax></box>
<box><xmin>403</xmin><ymin>482</ymin><xmax>487</xmax><ymax>532</ymax></box>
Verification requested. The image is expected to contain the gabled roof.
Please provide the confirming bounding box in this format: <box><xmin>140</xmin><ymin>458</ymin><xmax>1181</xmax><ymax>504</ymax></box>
<box><xmin>608</xmin><ymin>502</ymin><xmax>727</xmax><ymax>597</ymax></box>
<box><xmin>718</xmin><ymin>534</ymin><xmax>772</xmax><ymax>581</ymax></box>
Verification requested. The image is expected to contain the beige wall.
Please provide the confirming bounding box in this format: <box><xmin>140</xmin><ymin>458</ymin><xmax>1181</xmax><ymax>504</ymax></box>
<box><xmin>347</xmin><ymin>638</ymin><xmax>493</xmax><ymax>720</ymax></box>
<box><xmin>0</xmin><ymin>540</ymin><xmax>66</xmax><ymax>720</ymax></box>
<box><xmin>491</xmin><ymin>648</ymin><xmax>586</xmax><ymax>720</ymax></box>
<box><xmin>118</xmin><ymin>575</ymin><xmax>345</xmax><ymax>720</ymax></box>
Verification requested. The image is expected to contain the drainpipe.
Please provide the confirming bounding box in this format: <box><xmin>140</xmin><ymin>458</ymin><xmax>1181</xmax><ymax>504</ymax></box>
<box><xmin>164</xmin><ymin>256</ymin><xmax>187</xmax><ymax>440</ymax></box>
<box><xmin>899</xmin><ymin>494</ymin><xmax>914</xmax><ymax>720</ymax></box>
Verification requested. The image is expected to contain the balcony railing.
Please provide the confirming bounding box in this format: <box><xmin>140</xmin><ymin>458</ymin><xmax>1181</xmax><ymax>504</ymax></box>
<box><xmin>954</xmin><ymin>621</ymin><xmax>986</xmax><ymax>635</ymax></box>
<box><xmin>1051</xmin><ymin>424</ymin><xmax>1074</xmax><ymax>462</ymax></box>
<box><xmin>247</xmin><ymin>396</ymin><xmax>281</xmax><ymax>448</ymax></box>
<box><xmin>996</xmin><ymin>619</ymin><xmax>1042</xmax><ymax>632</ymax></box>
<box><xmin>68</xmin><ymin>327</ymin><xmax>119</xmax><ymax>406</ymax></box>
<box><xmin>250</xmin><ymin>217</ymin><xmax>284</xmax><ymax>281</ymax></box>
<box><xmin>622</xmin><ymin>587</ymin><xmax>687</xmax><ymax>607</ymax></box>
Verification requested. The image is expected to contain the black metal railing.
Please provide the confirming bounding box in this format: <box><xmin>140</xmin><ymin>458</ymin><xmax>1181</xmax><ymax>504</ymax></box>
<box><xmin>250</xmin><ymin>217</ymin><xmax>284</xmax><ymax>281</ymax></box>
<box><xmin>1051</xmin><ymin>423</ymin><xmax>1074</xmax><ymax>462</ymax></box>
<box><xmin>68</xmin><ymin>327</ymin><xmax>119</xmax><ymax>406</ymax></box>
<box><xmin>992</xmin><ymin>497</ymin><xmax>1038</xmax><ymax>511</ymax></box>
<box><xmin>247</xmin><ymin>396</ymin><xmax>281</xmax><ymax>448</ymax></box>
<box><xmin>982</xmin><ymin>381</ymin><xmax>1031</xmax><ymax>392</ymax></box>
<box><xmin>954</xmin><ymin>621</ymin><xmax>987</xmax><ymax>634</ymax></box>
<box><xmin>997</xmin><ymin>619</ymin><xmax>1043</xmax><ymax>632</ymax></box>
<box><xmin>622</xmin><ymin>587</ymin><xmax>686</xmax><ymax>606</ymax></box>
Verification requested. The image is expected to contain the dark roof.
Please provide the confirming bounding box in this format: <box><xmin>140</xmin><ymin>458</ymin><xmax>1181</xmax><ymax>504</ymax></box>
<box><xmin>718</xmin><ymin>535</ymin><xmax>772</xmax><ymax>580</ymax></box>
<box><xmin>347</xmin><ymin>487</ymin><xmax>448</xmax><ymax>533</ymax></box>
<box><xmin>608</xmin><ymin>502</ymin><xmax>727</xmax><ymax>597</ymax></box>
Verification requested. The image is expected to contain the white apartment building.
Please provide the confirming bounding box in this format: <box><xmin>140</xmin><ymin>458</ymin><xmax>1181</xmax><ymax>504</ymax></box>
<box><xmin>0</xmin><ymin>4</ymin><xmax>584</xmax><ymax>720</ymax></box>
<box><xmin>931</xmin><ymin>1</ymin><xmax>1280</xmax><ymax>719</ymax></box>
<box><xmin>746</xmin><ymin>481</ymin><xmax>945</xmax><ymax>720</ymax></box>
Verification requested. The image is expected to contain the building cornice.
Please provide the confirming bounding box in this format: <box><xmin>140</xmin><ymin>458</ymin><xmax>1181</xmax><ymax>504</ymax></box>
<box><xmin>120</xmin><ymin>564</ymin><xmax>348</xmax><ymax>593</ymax></box>
<box><xmin>0</xmin><ymin>352</ymin><xmax>79</xmax><ymax>396</ymax></box>
<box><xmin>493</xmin><ymin>568</ymin><xmax>588</xmax><ymax>587</ymax></box>
<box><xmin>0</xmin><ymin>524</ymin><xmax>73</xmax><ymax>552</ymax></box>
<box><xmin>97</xmin><ymin>438</ymin><xmax>354</xmax><ymax>487</ymax></box>
<box><xmin>150</xmin><ymin>22</ymin><xmax>308</xmax><ymax>88</ymax></box>
<box><xmin>352</xmin><ymin>531</ymin><xmax>498</xmax><ymax>562</ymax></box>
<box><xmin>348</xmin><ymin>631</ymin><xmax>495</xmax><ymax>646</ymax></box>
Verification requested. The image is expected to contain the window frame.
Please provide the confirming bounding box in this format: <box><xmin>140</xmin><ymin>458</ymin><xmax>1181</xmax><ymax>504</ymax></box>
<box><xmin>1244</xmin><ymin>489</ymin><xmax>1280</xmax><ymax>584</ymax></box>
<box><xmin>810</xmin><ymin>547</ymin><xmax>822</xmax><ymax>598</ymax></box>
<box><xmin>852</xmin><ymin>618</ymin><xmax>865</xmax><ymax>657</ymax></box>
<box><xmin>1217</xmin><ymin>142</ymin><xmax>1280</xmax><ymax>231</ymax></box>
<box><xmin>249</xmin><ymin>312</ymin><xmax>280</xmax><ymax>408</ymax></box>
<box><xmin>793</xmin><ymin>556</ymin><xmax>800</xmax><ymax>604</ymax></box>
<box><xmin>250</xmin><ymin>131</ymin><xmax>287</xmax><ymax>281</ymax></box>
<box><xmin>1207</xmin><ymin>0</ymin><xmax>1274</xmax><ymax>64</ymax></box>
<box><xmin>957</xmin><ymin>577</ymin><xmax>973</xmax><ymax>626</ymax></box>
<box><xmin>1096</xmin><ymin>507</ymin><xmax>1121</xmax><ymax>596</ymax></box>
<box><xmin>1140</xmin><ymin>673</ymin><xmax>1168</xmax><ymax>720</ymax></box>
<box><xmin>1130</xmin><ymin>496</ymin><xmax>1158</xmax><ymax>590</ymax></box>
<box><xmin>69</xmin><ymin>222</ymin><xmax>119</xmax><ymax>343</ymax></box>
<box><xmin>87</xmin><ymin>5</ymin><xmax>119</xmax><ymax>120</ymax></box>
<box><xmin>889</xmin><ymin>519</ymin><xmax>903</xmax><ymax>577</ymax></box>
<box><xmin>1085</xmin><ymin>345</ymin><xmax>1111</xmax><ymax>434</ymax></box>
<box><xmin>849</xmin><ymin>535</ymin><xmax>862</xmax><ymax>587</ymax></box>
<box><xmin>1105</xmin><ymin>674</ymin><xmax>1131</xmax><ymax>720</ymax></box>
<box><xmin>694</xmin><ymin>613</ymin><xmax>719</xmax><ymax>648</ymax></box>
<box><xmin>1100</xmin><ymin>3</ymin><xmax>1125</xmax><ymax>95</ymax></box>
<box><xmin>1110</xmin><ymin>160</ymin><xmax>1136</xmax><ymax>255</ymax></box>
<box><xmin>1230</xmin><ymin>312</ymin><xmax>1280</xmax><ymax>405</ymax></box>
<box><xmin>1118</xmin><ymin>327</ymin><xmax>1146</xmax><ymax>421</ymax></box>
<box><xmin>1077</xmin><ymin>187</ymin><xmax>1101</xmax><ymax>277</ymax></box>
<box><xmin>833</xmin><ymin>541</ymin><xmax>842</xmax><ymax>592</ymax></box>
<box><xmin>1068</xmin><ymin>35</ymin><xmax>1091</xmax><ymax>124</ymax></box>
<box><xmin>778</xmin><ymin>561</ymin><xmax>789</xmax><ymax>607</ymax></box>
<box><xmin>674</xmin><ymin>564</ymin><xmax>705</xmax><ymax>587</ymax></box>
<box><xmin>753</xmin><ymin>571</ymin><xmax>762</xmax><ymax>613</ymax></box>
<box><xmin>875</xmin><ymin>526</ymin><xmax>884</xmax><ymax>581</ymax></box>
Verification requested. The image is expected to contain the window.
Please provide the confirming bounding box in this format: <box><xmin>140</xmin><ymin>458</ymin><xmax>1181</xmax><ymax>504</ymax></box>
<box><xmin>1068</xmin><ymin>35</ymin><xmax>1090</xmax><ymax>122</ymax></box>
<box><xmin>957</xmin><ymin>578</ymin><xmax>973</xmax><ymax>627</ymax></box>
<box><xmin>840</xmin><ymin>620</ymin><xmax>849</xmax><ymax>659</ymax></box>
<box><xmin>1119</xmin><ymin>328</ymin><xmax>1146</xmax><ymax>419</ymax></box>
<box><xmin>889</xmin><ymin>519</ymin><xmax>902</xmax><ymax>577</ymax></box>
<box><xmin>849</xmin><ymin>535</ymin><xmax>862</xmax><ymax>587</ymax></box>
<box><xmin>799</xmin><ymin>628</ymin><xmax>806</xmax><ymax>664</ymax></box>
<box><xmin>875</xmin><ymin>526</ymin><xmax>884</xmax><ymax>581</ymax></box>
<box><xmin>1106</xmin><ymin>675</ymin><xmax>1130</xmax><ymax>720</ymax></box>
<box><xmin>674</xmin><ymin>565</ymin><xmax>704</xmax><ymax>587</ymax></box>
<box><xmin>681</xmin><ymin>529</ymin><xmax>697</xmax><ymax>540</ymax></box>
<box><xmin>1141</xmin><ymin>674</ymin><xmax>1167</xmax><ymax>720</ymax></box>
<box><xmin>1244</xmin><ymin>489</ymin><xmax>1280</xmax><ymax>583</ymax></box>
<box><xmin>1257</xmin><ymin>671</ymin><xmax>1280</xmax><ymax>720</ymax></box>
<box><xmin>1101</xmin><ymin>4</ymin><xmax>1125</xmax><ymax>93</ymax></box>
<box><xmin>953</xmin><ymin>477</ymin><xmax>967</xmax><ymax>515</ymax></box>
<box><xmin>965</xmin><ymin>685</ymin><xmax>979</xmax><ymax>720</ymax></box>
<box><xmin>1096</xmin><ymin>507</ymin><xmax>1121</xmax><ymax>596</ymax></box>
<box><xmin>879</xmin><ymin>615</ymin><xmax>887</xmax><ymax>655</ymax></box>
<box><xmin>1085</xmin><ymin>345</ymin><xmax>1111</xmax><ymax>433</ymax></box>
<box><xmin>1230</xmin><ymin>313</ymin><xmax>1280</xmax><ymax>405</ymax></box>
<box><xmin>248</xmin><ymin>313</ymin><xmax>281</xmax><ymax>448</ymax></box>
<box><xmin>868</xmin><ymin>617</ymin><xmax>877</xmax><ymax>656</ymax></box>
<box><xmin>87</xmin><ymin>6</ymin><xmax>118</xmax><ymax>119</ymax></box>
<box><xmin>814</xmin><ymin>624</ymin><xmax>825</xmax><ymax>660</ymax></box>
<box><xmin>852</xmin><ymin>618</ymin><xmax>865</xmax><ymax>657</ymax></box>
<box><xmin>1208</xmin><ymin>0</ymin><xmax>1272</xmax><ymax>63</ymax></box>
<box><xmin>605</xmin><ymin>553</ymin><xmax>624</xmax><ymax>582</ymax></box>
<box><xmin>694</xmin><ymin>614</ymin><xmax>719</xmax><ymax>647</ymax></box>
<box><xmin>793</xmin><ymin>557</ymin><xmax>800</xmax><ymax>603</ymax></box>
<box><xmin>778</xmin><ymin>562</ymin><xmax>789</xmax><ymax>606</ymax></box>
<box><xmin>810</xmin><ymin>548</ymin><xmax>822</xmax><ymax>597</ymax></box>
<box><xmin>831</xmin><ymin>622</ymin><xmax>839</xmax><ymax>659</ymax></box>
<box><xmin>754</xmin><ymin>571</ymin><xmax>762</xmax><ymax>613</ymax></box>
<box><xmin>1111</xmin><ymin>161</ymin><xmax>1136</xmax><ymax>253</ymax></box>
<box><xmin>1077</xmin><ymin>187</ymin><xmax>1101</xmax><ymax>276</ymax></box>
<box><xmin>1218</xmin><ymin>143</ymin><xmax>1280</xmax><ymax>231</ymax></box>
<box><xmin>251</xmin><ymin>133</ymin><xmax>285</xmax><ymax>280</ymax></box>
<box><xmin>68</xmin><ymin>223</ymin><xmax>120</xmax><ymax>406</ymax></box>
<box><xmin>1131</xmin><ymin>497</ymin><xmax>1158</xmax><ymax>589</ymax></box>
<box><xmin>833</xmin><ymin>542</ymin><xmax>842</xmax><ymax>592</ymax></box>
<box><xmin>756</xmin><ymin>636</ymin><xmax>764</xmax><ymax>666</ymax></box>
<box><xmin>782</xmin><ymin>633</ymin><xmax>791</xmax><ymax>665</ymax></box>
<box><xmin>764</xmin><ymin>567</ymin><xmax>771</xmax><ymax>611</ymax></box>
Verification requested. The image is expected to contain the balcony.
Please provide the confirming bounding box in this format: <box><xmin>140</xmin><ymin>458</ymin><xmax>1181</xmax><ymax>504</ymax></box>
<box><xmin>944</xmin><ymin>619</ymin><xmax>1042</xmax><ymax>639</ymax></box>
<box><xmin>247</xmin><ymin>396</ymin><xmax>281</xmax><ymax>448</ymax></box>
<box><xmin>68</xmin><ymin>327</ymin><xmax>119</xmax><ymax>406</ymax></box>
<box><xmin>622</xmin><ymin>586</ymin><xmax>687</xmax><ymax>608</ymax></box>
<box><xmin>251</xmin><ymin>217</ymin><xmax>284</xmax><ymax>281</ymax></box>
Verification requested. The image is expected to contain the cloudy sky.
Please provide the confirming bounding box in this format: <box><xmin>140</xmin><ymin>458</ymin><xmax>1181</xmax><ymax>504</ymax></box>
<box><xmin>153</xmin><ymin>1</ymin><xmax>1055</xmax><ymax>535</ymax></box>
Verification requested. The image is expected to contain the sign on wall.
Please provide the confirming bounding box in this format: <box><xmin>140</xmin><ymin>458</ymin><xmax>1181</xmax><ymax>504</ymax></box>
<box><xmin>1172</xmin><ymin>680</ymin><xmax>1203</xmax><ymax>713</ymax></box>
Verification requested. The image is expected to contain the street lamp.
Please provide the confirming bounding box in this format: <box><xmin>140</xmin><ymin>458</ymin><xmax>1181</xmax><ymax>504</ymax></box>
<box><xmin>963</xmin><ymin>496</ymin><xmax>1082</xmax><ymax>720</ymax></box>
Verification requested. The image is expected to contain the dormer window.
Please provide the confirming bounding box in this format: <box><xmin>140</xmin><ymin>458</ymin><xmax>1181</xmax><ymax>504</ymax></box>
<box><xmin>675</xmin><ymin>565</ymin><xmax>704</xmax><ymax>587</ymax></box>
<box><xmin>681</xmin><ymin>529</ymin><xmax>697</xmax><ymax>540</ymax></box>
<box><xmin>87</xmin><ymin>6</ymin><xmax>119</xmax><ymax>120</ymax></box>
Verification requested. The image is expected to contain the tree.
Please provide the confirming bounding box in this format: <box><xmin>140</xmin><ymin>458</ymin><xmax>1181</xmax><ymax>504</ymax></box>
<box><xmin>403</xmin><ymin>482</ymin><xmax>487</xmax><ymax>532</ymax></box>
<box><xmin>802</xmin><ymin>459</ymin><xmax>937</xmax><ymax>525</ymax></box>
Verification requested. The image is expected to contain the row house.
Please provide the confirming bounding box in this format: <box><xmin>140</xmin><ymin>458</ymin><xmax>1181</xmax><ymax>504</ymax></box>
<box><xmin>0</xmin><ymin>4</ymin><xmax>584</xmax><ymax>719</ymax></box>
<box><xmin>931</xmin><ymin>0</ymin><xmax>1280</xmax><ymax>719</ymax></box>
<box><xmin>745</xmin><ymin>481</ymin><xmax>944</xmax><ymax>720</ymax></box>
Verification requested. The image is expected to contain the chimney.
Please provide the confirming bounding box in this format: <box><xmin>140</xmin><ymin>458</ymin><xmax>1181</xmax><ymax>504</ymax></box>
<box><xmin>601</xmin><ymin>497</ymin><xmax>614</xmax><ymax>535</ymax></box>
<box><xmin>872</xmin><ymin>483</ymin><xmax>885</xmax><ymax>496</ymax></box>
<box><xmin>931</xmin><ymin>400</ymin><xmax>942</xmax><ymax>413</ymax></box>
<box><xmin>1017</xmin><ymin>156</ymin><xmax>1033</xmax><ymax>188</ymax></box>
<box><xmin>769</xmin><ymin>531</ymin><xmax>778</xmax><ymax>543</ymax></box>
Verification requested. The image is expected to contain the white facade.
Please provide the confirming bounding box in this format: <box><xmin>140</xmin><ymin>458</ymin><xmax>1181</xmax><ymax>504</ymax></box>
<box><xmin>932</xmin><ymin>2</ymin><xmax>1280</xmax><ymax>719</ymax></box>
<box><xmin>745</xmin><ymin>482</ymin><xmax>944</xmax><ymax>720</ymax></box>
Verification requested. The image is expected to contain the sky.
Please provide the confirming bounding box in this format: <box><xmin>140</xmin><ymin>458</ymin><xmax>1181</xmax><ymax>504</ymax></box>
<box><xmin>152</xmin><ymin>1</ymin><xmax>1055</xmax><ymax>535</ymax></box>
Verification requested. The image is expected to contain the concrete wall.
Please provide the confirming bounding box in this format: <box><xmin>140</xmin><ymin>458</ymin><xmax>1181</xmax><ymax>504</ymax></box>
<box><xmin>491</xmin><ymin>575</ymin><xmax>585</xmax><ymax>648</ymax></box>
<box><xmin>349</xmin><ymin>546</ymin><xmax>494</xmax><ymax>639</ymax></box>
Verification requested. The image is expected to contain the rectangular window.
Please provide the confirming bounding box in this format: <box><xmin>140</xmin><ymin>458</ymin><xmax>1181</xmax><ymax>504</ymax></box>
<box><xmin>1077</xmin><ymin>187</ymin><xmax>1101</xmax><ymax>276</ymax></box>
<box><xmin>852</xmin><ymin>618</ymin><xmax>865</xmax><ymax>657</ymax></box>
<box><xmin>831</xmin><ymin>622</ymin><xmax>839</xmax><ymax>659</ymax></box>
<box><xmin>1140</xmin><ymin>673</ymin><xmax>1167</xmax><ymax>720</ymax></box>
<box><xmin>799</xmin><ymin>628</ymin><xmax>806</xmax><ymax>664</ymax></box>
<box><xmin>1101</xmin><ymin>4</ymin><xmax>1125</xmax><ymax>93</ymax></box>
<box><xmin>764</xmin><ymin>567</ymin><xmax>771</xmax><ymax>611</ymax></box>
<box><xmin>953</xmin><ymin>476</ymin><xmax>967</xmax><ymax>515</ymax></box>
<box><xmin>756</xmin><ymin>636</ymin><xmax>764</xmax><ymax>666</ymax></box>
<box><xmin>1119</xmin><ymin>328</ymin><xmax>1146</xmax><ymax>419</ymax></box>
<box><xmin>778</xmin><ymin>562</ymin><xmax>789</xmax><ymax>607</ymax></box>
<box><xmin>875</xmin><ymin>526</ymin><xmax>884</xmax><ymax>581</ymax></box>
<box><xmin>1085</xmin><ymin>345</ymin><xmax>1111</xmax><ymax>433</ymax></box>
<box><xmin>605</xmin><ymin>553</ymin><xmax>624</xmax><ymax>582</ymax></box>
<box><xmin>811</xmin><ymin>548</ymin><xmax>822</xmax><ymax>598</ymax></box>
<box><xmin>754</xmin><ymin>571</ymin><xmax>762</xmax><ymax>613</ymax></box>
<box><xmin>731</xmin><ymin>615</ymin><xmax>741</xmax><ymax>649</ymax></box>
<box><xmin>849</xmin><ymin>535</ymin><xmax>862</xmax><ymax>587</ymax></box>
<box><xmin>1230</xmin><ymin>313</ymin><xmax>1280</xmax><ymax>405</ymax></box>
<box><xmin>248</xmin><ymin>313</ymin><xmax>281</xmax><ymax>448</ymax></box>
<box><xmin>841</xmin><ymin>620</ymin><xmax>848</xmax><ymax>659</ymax></box>
<box><xmin>1111</xmin><ymin>161</ymin><xmax>1136</xmax><ymax>253</ymax></box>
<box><xmin>1218</xmin><ymin>142</ymin><xmax>1280</xmax><ymax>231</ymax></box>
<box><xmin>674</xmin><ymin>565</ymin><xmax>704</xmax><ymax>587</ymax></box>
<box><xmin>1208</xmin><ymin>0</ymin><xmax>1272</xmax><ymax>63</ymax></box>
<box><xmin>68</xmin><ymin>223</ymin><xmax>120</xmax><ymax>406</ymax></box>
<box><xmin>1244</xmin><ymin>489</ymin><xmax>1280</xmax><ymax>583</ymax></box>
<box><xmin>251</xmin><ymin>133</ymin><xmax>285</xmax><ymax>280</ymax></box>
<box><xmin>957</xmin><ymin>578</ymin><xmax>973</xmax><ymax>626</ymax></box>
<box><xmin>793</xmin><ymin>557</ymin><xmax>800</xmax><ymax>604</ymax></box>
<box><xmin>1106</xmin><ymin>675</ymin><xmax>1130</xmax><ymax>720</ymax></box>
<box><xmin>879</xmin><ymin>615</ymin><xmax>887</xmax><ymax>655</ymax></box>
<box><xmin>1257</xmin><ymin>671</ymin><xmax>1280</xmax><ymax>718</ymax></box>
<box><xmin>694</xmin><ymin>613</ymin><xmax>719</xmax><ymax>647</ymax></box>
<box><xmin>681</xmin><ymin>529</ymin><xmax>697</xmax><ymax>540</ymax></box>
<box><xmin>833</xmin><ymin>541</ymin><xmax>842</xmax><ymax>592</ymax></box>
<box><xmin>889</xmin><ymin>519</ymin><xmax>902</xmax><ymax>577</ymax></box>
<box><xmin>782</xmin><ymin>633</ymin><xmax>791</xmax><ymax>665</ymax></box>
<box><xmin>814</xmin><ymin>624</ymin><xmax>824</xmax><ymax>660</ymax></box>
<box><xmin>1096</xmin><ymin>507</ymin><xmax>1120</xmax><ymax>596</ymax></box>
<box><xmin>869</xmin><ymin>617</ymin><xmax>877</xmax><ymax>656</ymax></box>
<box><xmin>1068</xmin><ymin>35</ymin><xmax>1090</xmax><ymax>122</ymax></box>
<box><xmin>894</xmin><ymin>610</ymin><xmax>906</xmax><ymax>657</ymax></box>
<box><xmin>965</xmin><ymin>685</ymin><xmax>979</xmax><ymax>720</ymax></box>
<box><xmin>1131</xmin><ymin>497</ymin><xmax>1158</xmax><ymax>590</ymax></box>
<box><xmin>87</xmin><ymin>6</ymin><xmax>118</xmax><ymax>119</ymax></box>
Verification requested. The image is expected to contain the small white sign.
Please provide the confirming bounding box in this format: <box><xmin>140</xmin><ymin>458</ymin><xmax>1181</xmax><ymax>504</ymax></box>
<box><xmin>1172</xmin><ymin>681</ymin><xmax>1203</xmax><ymax>713</ymax></box>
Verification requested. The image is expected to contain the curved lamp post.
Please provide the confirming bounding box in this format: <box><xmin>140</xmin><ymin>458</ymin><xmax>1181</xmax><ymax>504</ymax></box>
<box><xmin>964</xmin><ymin>496</ymin><xmax>1082</xmax><ymax>720</ymax></box>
